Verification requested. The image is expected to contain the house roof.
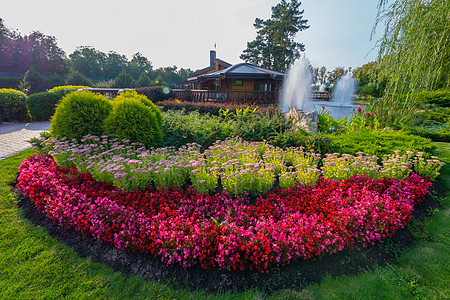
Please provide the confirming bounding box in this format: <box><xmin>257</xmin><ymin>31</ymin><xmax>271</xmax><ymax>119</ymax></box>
<box><xmin>190</xmin><ymin>63</ymin><xmax>285</xmax><ymax>81</ymax></box>
<box><xmin>189</xmin><ymin>59</ymin><xmax>232</xmax><ymax>77</ymax></box>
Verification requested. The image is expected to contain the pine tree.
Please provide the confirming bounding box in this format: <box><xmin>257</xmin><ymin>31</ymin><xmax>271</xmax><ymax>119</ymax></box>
<box><xmin>240</xmin><ymin>0</ymin><xmax>309</xmax><ymax>71</ymax></box>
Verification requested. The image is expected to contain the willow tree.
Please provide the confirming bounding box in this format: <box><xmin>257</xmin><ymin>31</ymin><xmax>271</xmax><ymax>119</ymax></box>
<box><xmin>371</xmin><ymin>0</ymin><xmax>449</xmax><ymax>125</ymax></box>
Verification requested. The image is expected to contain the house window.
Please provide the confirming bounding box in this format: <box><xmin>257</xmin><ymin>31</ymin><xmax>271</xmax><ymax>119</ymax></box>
<box><xmin>254</xmin><ymin>83</ymin><xmax>272</xmax><ymax>91</ymax></box>
<box><xmin>254</xmin><ymin>83</ymin><xmax>267</xmax><ymax>91</ymax></box>
<box><xmin>235</xmin><ymin>80</ymin><xmax>243</xmax><ymax>86</ymax></box>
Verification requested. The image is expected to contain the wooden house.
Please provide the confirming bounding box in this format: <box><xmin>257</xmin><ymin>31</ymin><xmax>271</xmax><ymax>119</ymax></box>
<box><xmin>183</xmin><ymin>50</ymin><xmax>285</xmax><ymax>104</ymax></box>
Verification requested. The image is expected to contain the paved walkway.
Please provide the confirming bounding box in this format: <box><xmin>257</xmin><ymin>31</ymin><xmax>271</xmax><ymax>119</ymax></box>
<box><xmin>0</xmin><ymin>122</ymin><xmax>51</xmax><ymax>160</ymax></box>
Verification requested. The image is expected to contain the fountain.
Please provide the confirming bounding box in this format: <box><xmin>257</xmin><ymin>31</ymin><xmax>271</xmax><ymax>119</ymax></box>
<box><xmin>280</xmin><ymin>54</ymin><xmax>318</xmax><ymax>132</ymax></box>
<box><xmin>331</xmin><ymin>72</ymin><xmax>357</xmax><ymax>106</ymax></box>
<box><xmin>280</xmin><ymin>54</ymin><xmax>312</xmax><ymax>112</ymax></box>
<box><xmin>279</xmin><ymin>56</ymin><xmax>360</xmax><ymax>125</ymax></box>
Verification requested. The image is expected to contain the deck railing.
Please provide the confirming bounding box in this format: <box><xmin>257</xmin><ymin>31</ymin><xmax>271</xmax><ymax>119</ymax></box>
<box><xmin>174</xmin><ymin>90</ymin><xmax>278</xmax><ymax>104</ymax></box>
<box><xmin>173</xmin><ymin>90</ymin><xmax>331</xmax><ymax>104</ymax></box>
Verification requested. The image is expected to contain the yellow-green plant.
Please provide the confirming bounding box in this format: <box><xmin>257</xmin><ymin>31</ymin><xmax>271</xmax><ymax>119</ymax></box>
<box><xmin>0</xmin><ymin>88</ymin><xmax>29</xmax><ymax>121</ymax></box>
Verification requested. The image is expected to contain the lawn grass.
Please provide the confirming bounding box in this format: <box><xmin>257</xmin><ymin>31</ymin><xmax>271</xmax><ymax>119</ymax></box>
<box><xmin>0</xmin><ymin>145</ymin><xmax>448</xmax><ymax>299</ymax></box>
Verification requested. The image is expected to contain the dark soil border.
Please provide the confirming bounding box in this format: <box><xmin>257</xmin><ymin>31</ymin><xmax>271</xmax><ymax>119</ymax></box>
<box><xmin>12</xmin><ymin>181</ymin><xmax>443</xmax><ymax>294</ymax></box>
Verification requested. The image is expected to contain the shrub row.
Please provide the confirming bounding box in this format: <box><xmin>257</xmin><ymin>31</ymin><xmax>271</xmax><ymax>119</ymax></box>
<box><xmin>160</xmin><ymin>109</ymin><xmax>334</xmax><ymax>153</ymax></box>
<box><xmin>415</xmin><ymin>90</ymin><xmax>450</xmax><ymax>107</ymax></box>
<box><xmin>326</xmin><ymin>128</ymin><xmax>435</xmax><ymax>156</ymax></box>
<box><xmin>0</xmin><ymin>89</ymin><xmax>29</xmax><ymax>122</ymax></box>
<box><xmin>27</xmin><ymin>92</ymin><xmax>61</xmax><ymax>121</ymax></box>
<box><xmin>0</xmin><ymin>86</ymin><xmax>92</xmax><ymax>122</ymax></box>
<box><xmin>0</xmin><ymin>77</ymin><xmax>21</xmax><ymax>89</ymax></box>
<box><xmin>157</xmin><ymin>99</ymin><xmax>275</xmax><ymax>116</ymax></box>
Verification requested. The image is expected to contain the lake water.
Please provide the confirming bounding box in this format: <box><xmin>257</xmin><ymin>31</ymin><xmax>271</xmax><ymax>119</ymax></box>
<box><xmin>303</xmin><ymin>100</ymin><xmax>363</xmax><ymax>120</ymax></box>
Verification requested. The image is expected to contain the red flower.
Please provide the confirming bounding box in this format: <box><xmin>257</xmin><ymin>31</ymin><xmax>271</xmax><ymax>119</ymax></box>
<box><xmin>366</xmin><ymin>112</ymin><xmax>371</xmax><ymax>117</ymax></box>
<box><xmin>321</xmin><ymin>106</ymin><xmax>325</xmax><ymax>110</ymax></box>
<box><xmin>373</xmin><ymin>111</ymin><xmax>378</xmax><ymax>114</ymax></box>
<box><xmin>17</xmin><ymin>154</ymin><xmax>432</xmax><ymax>272</ymax></box>
<box><xmin>357</xmin><ymin>107</ymin><xmax>362</xmax><ymax>113</ymax></box>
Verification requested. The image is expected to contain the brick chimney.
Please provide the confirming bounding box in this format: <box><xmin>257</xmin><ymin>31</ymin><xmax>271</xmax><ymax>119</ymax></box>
<box><xmin>210</xmin><ymin>50</ymin><xmax>216</xmax><ymax>67</ymax></box>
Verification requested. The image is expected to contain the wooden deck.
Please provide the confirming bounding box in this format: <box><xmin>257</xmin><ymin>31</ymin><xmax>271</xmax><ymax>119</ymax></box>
<box><xmin>174</xmin><ymin>89</ymin><xmax>331</xmax><ymax>104</ymax></box>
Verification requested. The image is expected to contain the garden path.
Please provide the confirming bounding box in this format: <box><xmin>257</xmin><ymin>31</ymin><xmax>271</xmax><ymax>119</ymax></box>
<box><xmin>0</xmin><ymin>121</ymin><xmax>50</xmax><ymax>160</ymax></box>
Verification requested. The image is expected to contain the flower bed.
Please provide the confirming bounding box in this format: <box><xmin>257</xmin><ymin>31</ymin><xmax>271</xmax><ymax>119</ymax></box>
<box><xmin>17</xmin><ymin>154</ymin><xmax>432</xmax><ymax>272</ymax></box>
<box><xmin>39</xmin><ymin>135</ymin><xmax>443</xmax><ymax>196</ymax></box>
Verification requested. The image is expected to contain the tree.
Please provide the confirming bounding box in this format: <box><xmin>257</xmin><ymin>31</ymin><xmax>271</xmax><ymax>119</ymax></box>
<box><xmin>65</xmin><ymin>69</ymin><xmax>92</xmax><ymax>86</ymax></box>
<box><xmin>315</xmin><ymin>66</ymin><xmax>327</xmax><ymax>85</ymax></box>
<box><xmin>22</xmin><ymin>66</ymin><xmax>46</xmax><ymax>94</ymax></box>
<box><xmin>0</xmin><ymin>21</ymin><xmax>66</xmax><ymax>75</ymax></box>
<box><xmin>69</xmin><ymin>46</ymin><xmax>106</xmax><ymax>78</ymax></box>
<box><xmin>240</xmin><ymin>0</ymin><xmax>309</xmax><ymax>71</ymax></box>
<box><xmin>103</xmin><ymin>51</ymin><xmax>128</xmax><ymax>79</ymax></box>
<box><xmin>327</xmin><ymin>67</ymin><xmax>346</xmax><ymax>87</ymax></box>
<box><xmin>369</xmin><ymin>0</ymin><xmax>449</xmax><ymax>126</ymax></box>
<box><xmin>353</xmin><ymin>61</ymin><xmax>386</xmax><ymax>97</ymax></box>
<box><xmin>0</xmin><ymin>18</ymin><xmax>12</xmax><ymax>72</ymax></box>
<box><xmin>373</xmin><ymin>0</ymin><xmax>449</xmax><ymax>94</ymax></box>
<box><xmin>114</xmin><ymin>69</ymin><xmax>135</xmax><ymax>88</ymax></box>
<box><xmin>0</xmin><ymin>18</ymin><xmax>11</xmax><ymax>56</ymax></box>
<box><xmin>127</xmin><ymin>52</ymin><xmax>153</xmax><ymax>79</ymax></box>
<box><xmin>135</xmin><ymin>71</ymin><xmax>152</xmax><ymax>87</ymax></box>
<box><xmin>27</xmin><ymin>31</ymin><xmax>67</xmax><ymax>75</ymax></box>
<box><xmin>177</xmin><ymin>68</ymin><xmax>193</xmax><ymax>81</ymax></box>
<box><xmin>18</xmin><ymin>76</ymin><xmax>30</xmax><ymax>95</ymax></box>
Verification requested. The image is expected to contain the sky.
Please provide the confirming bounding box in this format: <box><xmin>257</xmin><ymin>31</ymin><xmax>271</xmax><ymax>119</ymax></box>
<box><xmin>1</xmin><ymin>0</ymin><xmax>383</xmax><ymax>72</ymax></box>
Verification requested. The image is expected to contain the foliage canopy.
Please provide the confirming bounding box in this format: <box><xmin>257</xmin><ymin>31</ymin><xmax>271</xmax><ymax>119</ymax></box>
<box><xmin>374</xmin><ymin>0</ymin><xmax>449</xmax><ymax>94</ymax></box>
<box><xmin>240</xmin><ymin>0</ymin><xmax>309</xmax><ymax>72</ymax></box>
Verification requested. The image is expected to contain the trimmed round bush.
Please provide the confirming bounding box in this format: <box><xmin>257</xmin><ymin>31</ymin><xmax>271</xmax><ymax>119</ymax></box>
<box><xmin>51</xmin><ymin>91</ymin><xmax>112</xmax><ymax>140</ymax></box>
<box><xmin>0</xmin><ymin>88</ymin><xmax>29</xmax><ymax>122</ymax></box>
<box><xmin>48</xmin><ymin>85</ymin><xmax>91</xmax><ymax>103</ymax></box>
<box><xmin>27</xmin><ymin>92</ymin><xmax>61</xmax><ymax>121</ymax></box>
<box><xmin>48</xmin><ymin>85</ymin><xmax>91</xmax><ymax>95</ymax></box>
<box><xmin>114</xmin><ymin>90</ymin><xmax>162</xmax><ymax>126</ymax></box>
<box><xmin>135</xmin><ymin>86</ymin><xmax>177</xmax><ymax>103</ymax></box>
<box><xmin>104</xmin><ymin>96</ymin><xmax>163</xmax><ymax>148</ymax></box>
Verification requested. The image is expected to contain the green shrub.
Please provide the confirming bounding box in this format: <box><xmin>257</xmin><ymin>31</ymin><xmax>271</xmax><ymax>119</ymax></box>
<box><xmin>48</xmin><ymin>85</ymin><xmax>91</xmax><ymax>101</ymax></box>
<box><xmin>48</xmin><ymin>85</ymin><xmax>91</xmax><ymax>94</ymax></box>
<box><xmin>135</xmin><ymin>86</ymin><xmax>177</xmax><ymax>103</ymax></box>
<box><xmin>327</xmin><ymin>128</ymin><xmax>435</xmax><ymax>156</ymax></box>
<box><xmin>418</xmin><ymin>107</ymin><xmax>450</xmax><ymax>124</ymax></box>
<box><xmin>234</xmin><ymin>109</ymin><xmax>291</xmax><ymax>142</ymax></box>
<box><xmin>271</xmin><ymin>131</ymin><xmax>334</xmax><ymax>154</ymax></box>
<box><xmin>162</xmin><ymin>110</ymin><xmax>234</xmax><ymax>149</ymax></box>
<box><xmin>27</xmin><ymin>92</ymin><xmax>61</xmax><ymax>121</ymax></box>
<box><xmin>415</xmin><ymin>90</ymin><xmax>450</xmax><ymax>107</ymax></box>
<box><xmin>0</xmin><ymin>88</ymin><xmax>29</xmax><ymax>122</ymax></box>
<box><xmin>50</xmin><ymin>91</ymin><xmax>112</xmax><ymax>140</ymax></box>
<box><xmin>360</xmin><ymin>83</ymin><xmax>382</xmax><ymax>98</ymax></box>
<box><xmin>404</xmin><ymin>123</ymin><xmax>450</xmax><ymax>143</ymax></box>
<box><xmin>161</xmin><ymin>108</ymin><xmax>331</xmax><ymax>153</ymax></box>
<box><xmin>104</xmin><ymin>97</ymin><xmax>163</xmax><ymax>148</ymax></box>
<box><xmin>157</xmin><ymin>99</ymin><xmax>276</xmax><ymax>117</ymax></box>
<box><xmin>0</xmin><ymin>76</ymin><xmax>21</xmax><ymax>89</ymax></box>
<box><xmin>114</xmin><ymin>90</ymin><xmax>162</xmax><ymax>125</ymax></box>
